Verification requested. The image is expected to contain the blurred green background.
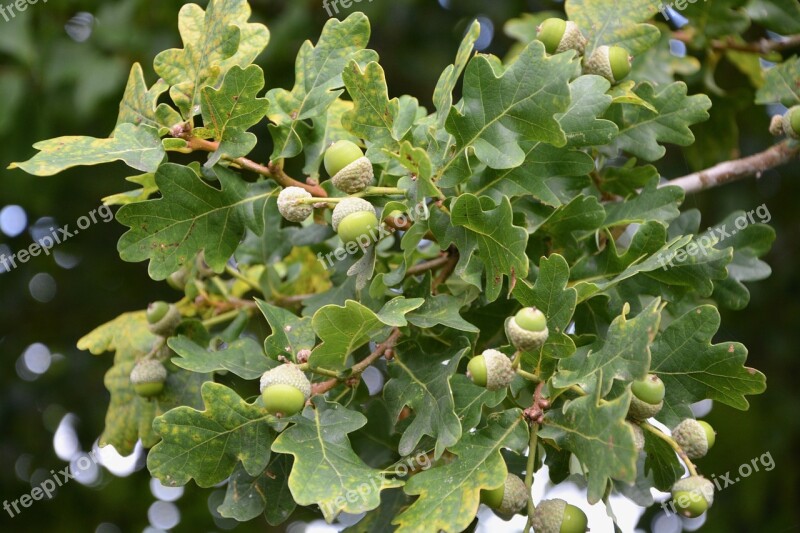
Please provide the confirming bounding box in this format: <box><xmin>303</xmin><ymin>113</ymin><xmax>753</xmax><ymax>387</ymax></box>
<box><xmin>0</xmin><ymin>1</ymin><xmax>798</xmax><ymax>531</ymax></box>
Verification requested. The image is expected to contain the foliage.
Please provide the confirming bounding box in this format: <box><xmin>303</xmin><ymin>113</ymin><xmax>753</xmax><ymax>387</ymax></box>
<box><xmin>12</xmin><ymin>0</ymin><xmax>798</xmax><ymax>530</ymax></box>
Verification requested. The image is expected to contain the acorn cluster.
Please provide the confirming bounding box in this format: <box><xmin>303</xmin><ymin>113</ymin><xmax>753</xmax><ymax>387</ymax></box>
<box><xmin>536</xmin><ymin>17</ymin><xmax>632</xmax><ymax>84</ymax></box>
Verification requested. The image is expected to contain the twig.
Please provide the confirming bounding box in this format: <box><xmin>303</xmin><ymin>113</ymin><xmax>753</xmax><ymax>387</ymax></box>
<box><xmin>524</xmin><ymin>423</ymin><xmax>539</xmax><ymax>531</ymax></box>
<box><xmin>404</xmin><ymin>254</ymin><xmax>451</xmax><ymax>278</ymax></box>
<box><xmin>311</xmin><ymin>328</ymin><xmax>402</xmax><ymax>395</ymax></box>
<box><xmin>432</xmin><ymin>248</ymin><xmax>458</xmax><ymax>292</ymax></box>
<box><xmin>711</xmin><ymin>34</ymin><xmax>800</xmax><ymax>54</ymax></box>
<box><xmin>184</xmin><ymin>137</ymin><xmax>327</xmax><ymax>197</ymax></box>
<box><xmin>662</xmin><ymin>140</ymin><xmax>800</xmax><ymax>194</ymax></box>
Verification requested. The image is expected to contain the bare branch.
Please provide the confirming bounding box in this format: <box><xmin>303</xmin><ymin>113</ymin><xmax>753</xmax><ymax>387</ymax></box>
<box><xmin>661</xmin><ymin>141</ymin><xmax>800</xmax><ymax>194</ymax></box>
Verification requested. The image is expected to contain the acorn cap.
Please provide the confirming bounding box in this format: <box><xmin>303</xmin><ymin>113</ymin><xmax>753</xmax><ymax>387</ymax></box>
<box><xmin>277</xmin><ymin>186</ymin><xmax>314</xmax><ymax>223</ymax></box>
<box><xmin>482</xmin><ymin>349</ymin><xmax>515</xmax><ymax>391</ymax></box>
<box><xmin>331</xmin><ymin>156</ymin><xmax>374</xmax><ymax>194</ymax></box>
<box><xmin>628</xmin><ymin>422</ymin><xmax>645</xmax><ymax>452</ymax></box>
<box><xmin>672</xmin><ymin>475</ymin><xmax>715</xmax><ymax>507</ymax></box>
<box><xmin>147</xmin><ymin>303</ymin><xmax>181</xmax><ymax>337</ymax></box>
<box><xmin>130</xmin><ymin>359</ymin><xmax>167</xmax><ymax>385</ymax></box>
<box><xmin>769</xmin><ymin>114</ymin><xmax>786</xmax><ymax>136</ymax></box>
<box><xmin>505</xmin><ymin>316</ymin><xmax>549</xmax><ymax>351</ymax></box>
<box><xmin>259</xmin><ymin>364</ymin><xmax>311</xmax><ymax>400</ymax></box>
<box><xmin>782</xmin><ymin>106</ymin><xmax>800</xmax><ymax>139</ymax></box>
<box><xmin>672</xmin><ymin>419</ymin><xmax>710</xmax><ymax>459</ymax></box>
<box><xmin>531</xmin><ymin>498</ymin><xmax>567</xmax><ymax>533</ymax></box>
<box><xmin>495</xmin><ymin>474</ymin><xmax>528</xmax><ymax>519</ymax></box>
<box><xmin>331</xmin><ymin>197</ymin><xmax>376</xmax><ymax>232</ymax></box>
<box><xmin>628</xmin><ymin>395</ymin><xmax>662</xmax><ymax>421</ymax></box>
<box><xmin>557</xmin><ymin>21</ymin><xmax>587</xmax><ymax>54</ymax></box>
<box><xmin>584</xmin><ymin>45</ymin><xmax>631</xmax><ymax>83</ymax></box>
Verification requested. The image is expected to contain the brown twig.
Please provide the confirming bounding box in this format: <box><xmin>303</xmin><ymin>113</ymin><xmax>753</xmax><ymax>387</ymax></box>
<box><xmin>184</xmin><ymin>137</ymin><xmax>327</xmax><ymax>197</ymax></box>
<box><xmin>311</xmin><ymin>328</ymin><xmax>402</xmax><ymax>395</ymax></box>
<box><xmin>711</xmin><ymin>34</ymin><xmax>800</xmax><ymax>54</ymax></box>
<box><xmin>523</xmin><ymin>381</ymin><xmax>551</xmax><ymax>425</ymax></box>
<box><xmin>432</xmin><ymin>248</ymin><xmax>458</xmax><ymax>292</ymax></box>
<box><xmin>404</xmin><ymin>254</ymin><xmax>451</xmax><ymax>278</ymax></box>
<box><xmin>662</xmin><ymin>141</ymin><xmax>800</xmax><ymax>194</ymax></box>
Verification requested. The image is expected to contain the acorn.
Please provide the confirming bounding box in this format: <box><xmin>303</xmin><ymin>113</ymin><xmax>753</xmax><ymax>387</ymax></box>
<box><xmin>331</xmin><ymin>197</ymin><xmax>380</xmax><ymax>245</ymax></box>
<box><xmin>671</xmin><ymin>475</ymin><xmax>714</xmax><ymax>518</ymax></box>
<box><xmin>672</xmin><ymin>419</ymin><xmax>715</xmax><ymax>459</ymax></box>
<box><xmin>505</xmin><ymin>307</ymin><xmax>549</xmax><ymax>351</ymax></box>
<box><xmin>583</xmin><ymin>45</ymin><xmax>632</xmax><ymax>84</ymax></box>
<box><xmin>325</xmin><ymin>140</ymin><xmax>374</xmax><ymax>194</ymax></box>
<box><xmin>781</xmin><ymin>105</ymin><xmax>800</xmax><ymax>139</ymax></box>
<box><xmin>130</xmin><ymin>359</ymin><xmax>167</xmax><ymax>398</ymax></box>
<box><xmin>466</xmin><ymin>349</ymin><xmax>515</xmax><ymax>391</ymax></box>
<box><xmin>277</xmin><ymin>186</ymin><xmax>314</xmax><ymax>223</ymax></box>
<box><xmin>480</xmin><ymin>474</ymin><xmax>529</xmax><ymax>519</ymax></box>
<box><xmin>146</xmin><ymin>301</ymin><xmax>181</xmax><ymax>337</ymax></box>
<box><xmin>259</xmin><ymin>364</ymin><xmax>312</xmax><ymax>417</ymax></box>
<box><xmin>628</xmin><ymin>374</ymin><xmax>664</xmax><ymax>421</ymax></box>
<box><xmin>531</xmin><ymin>498</ymin><xmax>588</xmax><ymax>533</ymax></box>
<box><xmin>537</xmin><ymin>18</ymin><xmax>587</xmax><ymax>55</ymax></box>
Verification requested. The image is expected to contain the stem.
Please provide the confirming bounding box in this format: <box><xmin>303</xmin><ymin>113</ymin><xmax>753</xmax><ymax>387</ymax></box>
<box><xmin>184</xmin><ymin>137</ymin><xmax>327</xmax><ymax>197</ymax></box>
<box><xmin>297</xmin><ymin>363</ymin><xmax>341</xmax><ymax>379</ymax></box>
<box><xmin>524</xmin><ymin>423</ymin><xmax>539</xmax><ymax>530</ymax></box>
<box><xmin>404</xmin><ymin>254</ymin><xmax>451</xmax><ymax>277</ymax></box>
<box><xmin>511</xmin><ymin>350</ymin><xmax>522</xmax><ymax>370</ymax></box>
<box><xmin>662</xmin><ymin>140</ymin><xmax>800</xmax><ymax>194</ymax></box>
<box><xmin>711</xmin><ymin>34</ymin><xmax>800</xmax><ymax>54</ymax></box>
<box><xmin>225</xmin><ymin>265</ymin><xmax>262</xmax><ymax>294</ymax></box>
<box><xmin>201</xmin><ymin>309</ymin><xmax>246</xmax><ymax>328</ymax></box>
<box><xmin>311</xmin><ymin>328</ymin><xmax>402</xmax><ymax>395</ymax></box>
<box><xmin>516</xmin><ymin>368</ymin><xmax>540</xmax><ymax>382</ymax></box>
<box><xmin>295</xmin><ymin>197</ymin><xmax>343</xmax><ymax>205</ymax></box>
<box><xmin>641</xmin><ymin>422</ymin><xmax>698</xmax><ymax>476</ymax></box>
<box><xmin>360</xmin><ymin>186</ymin><xmax>407</xmax><ymax>196</ymax></box>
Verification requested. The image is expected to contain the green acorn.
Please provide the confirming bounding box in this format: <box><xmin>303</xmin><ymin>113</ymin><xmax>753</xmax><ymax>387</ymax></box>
<box><xmin>130</xmin><ymin>359</ymin><xmax>167</xmax><ymax>398</ymax></box>
<box><xmin>259</xmin><ymin>364</ymin><xmax>312</xmax><ymax>417</ymax></box>
<box><xmin>332</xmin><ymin>157</ymin><xmax>374</xmax><ymax>194</ymax></box>
<box><xmin>782</xmin><ymin>105</ymin><xmax>800</xmax><ymax>139</ymax></box>
<box><xmin>481</xmin><ymin>474</ymin><xmax>529</xmax><ymax>519</ymax></box>
<box><xmin>146</xmin><ymin>301</ymin><xmax>181</xmax><ymax>337</ymax></box>
<box><xmin>531</xmin><ymin>498</ymin><xmax>588</xmax><ymax>533</ymax></box>
<box><xmin>331</xmin><ymin>197</ymin><xmax>380</xmax><ymax>245</ymax></box>
<box><xmin>537</xmin><ymin>18</ymin><xmax>587</xmax><ymax>55</ymax></box>
<box><xmin>628</xmin><ymin>374</ymin><xmax>664</xmax><ymax>421</ymax></box>
<box><xmin>277</xmin><ymin>186</ymin><xmax>314</xmax><ymax>223</ymax></box>
<box><xmin>584</xmin><ymin>45</ymin><xmax>632</xmax><ymax>84</ymax></box>
<box><xmin>671</xmin><ymin>475</ymin><xmax>714</xmax><ymax>518</ymax></box>
<box><xmin>672</xmin><ymin>419</ymin><xmax>715</xmax><ymax>459</ymax></box>
<box><xmin>466</xmin><ymin>349</ymin><xmax>515</xmax><ymax>391</ymax></box>
<box><xmin>505</xmin><ymin>307</ymin><xmax>549</xmax><ymax>351</ymax></box>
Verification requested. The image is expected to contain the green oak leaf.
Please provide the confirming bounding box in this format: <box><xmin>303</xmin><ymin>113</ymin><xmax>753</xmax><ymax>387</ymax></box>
<box><xmin>603</xmin><ymin>180</ymin><xmax>684</xmax><ymax>227</ymax></box>
<box><xmin>451</xmin><ymin>374</ymin><xmax>506</xmax><ymax>432</ymax></box>
<box><xmin>630</xmin><ymin>25</ymin><xmax>701</xmax><ymax>87</ymax></box>
<box><xmin>267</xmin><ymin>13</ymin><xmax>377</xmax><ymax>160</ymax></box>
<box><xmin>513</xmin><ymin>254</ymin><xmax>577</xmax><ymax>333</ymax></box>
<box><xmin>218</xmin><ymin>456</ymin><xmax>295</xmax><ymax>525</ymax></box>
<box><xmin>271</xmin><ymin>398</ymin><xmax>403</xmax><ymax>522</ymax></box>
<box><xmin>600</xmin><ymin>161</ymin><xmax>659</xmax><ymax>197</ymax></box>
<box><xmin>342</xmin><ymin>60</ymin><xmax>399</xmax><ymax>145</ymax></box>
<box><xmin>553</xmin><ymin>299</ymin><xmax>662</xmax><ymax>395</ymax></box>
<box><xmin>755</xmin><ymin>56</ymin><xmax>800</xmax><ymax>106</ymax></box>
<box><xmin>433</xmin><ymin>20</ymin><xmax>480</xmax><ymax>126</ymax></box>
<box><xmin>566</xmin><ymin>0</ymin><xmax>661</xmax><ymax>56</ymax></box>
<box><xmin>148</xmin><ymin>381</ymin><xmax>277</xmax><ymax>487</ymax></box>
<box><xmin>442</xmin><ymin>39</ymin><xmax>576</xmax><ymax>174</ymax></box>
<box><xmin>10</xmin><ymin>123</ymin><xmax>164</xmax><ymax>176</ymax></box>
<box><xmin>747</xmin><ymin>0</ymin><xmax>800</xmax><ymax>34</ymax></box>
<box><xmin>539</xmin><ymin>390</ymin><xmax>637</xmax><ymax>503</ymax></box>
<box><xmin>302</xmin><ymin>99</ymin><xmax>360</xmax><ymax>178</ymax></box>
<box><xmin>449</xmin><ymin>194</ymin><xmax>529</xmax><ymax>302</ymax></box>
<box><xmin>393</xmin><ymin>410</ymin><xmax>528</xmax><ymax>533</ymax></box>
<box><xmin>384</xmin><ymin>336</ymin><xmax>470</xmax><ymax>458</ymax></box>
<box><xmin>651</xmin><ymin>305</ymin><xmax>766</xmax><ymax>426</ymax></box>
<box><xmin>642</xmin><ymin>426</ymin><xmax>683</xmax><ymax>491</ymax></box>
<box><xmin>116</xmin><ymin>62</ymin><xmax>178</xmax><ymax>131</ymax></box>
<box><xmin>406</xmin><ymin>294</ymin><xmax>479</xmax><ymax>333</ymax></box>
<box><xmin>168</xmin><ymin>335</ymin><xmax>272</xmax><ymax>379</ymax></box>
<box><xmin>309</xmin><ymin>300</ymin><xmax>389</xmax><ymax>371</ymax></box>
<box><xmin>201</xmin><ymin>65</ymin><xmax>270</xmax><ymax>162</ymax></box>
<box><xmin>571</xmin><ymin>222</ymin><xmax>669</xmax><ymax>282</ymax></box>
<box><xmin>343</xmin><ymin>489</ymin><xmax>409</xmax><ymax>533</ymax></box>
<box><xmin>116</xmin><ymin>164</ymin><xmax>258</xmax><ymax>280</ymax></box>
<box><xmin>102</xmin><ymin>173</ymin><xmax>158</xmax><ymax>206</ymax></box>
<box><xmin>467</xmin><ymin>141</ymin><xmax>594</xmax><ymax>206</ymax></box>
<box><xmin>256</xmin><ymin>300</ymin><xmax>316</xmax><ymax>362</ymax></box>
<box><xmin>610</xmin><ymin>82</ymin><xmax>712</xmax><ymax>161</ymax></box>
<box><xmin>557</xmin><ymin>75</ymin><xmax>618</xmax><ymax>147</ymax></box>
<box><xmin>154</xmin><ymin>0</ymin><xmax>269</xmax><ymax>117</ymax></box>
